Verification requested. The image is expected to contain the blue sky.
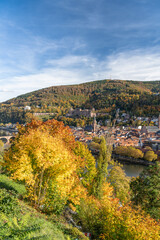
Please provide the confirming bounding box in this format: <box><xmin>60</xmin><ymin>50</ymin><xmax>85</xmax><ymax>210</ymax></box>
<box><xmin>0</xmin><ymin>0</ymin><xmax>160</xmax><ymax>101</ymax></box>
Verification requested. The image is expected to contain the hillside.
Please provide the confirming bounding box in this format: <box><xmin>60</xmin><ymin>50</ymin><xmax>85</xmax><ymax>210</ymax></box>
<box><xmin>1</xmin><ymin>120</ymin><xmax>160</xmax><ymax>239</ymax></box>
<box><xmin>0</xmin><ymin>79</ymin><xmax>160</xmax><ymax>123</ymax></box>
<box><xmin>0</xmin><ymin>174</ymin><xmax>88</xmax><ymax>240</ymax></box>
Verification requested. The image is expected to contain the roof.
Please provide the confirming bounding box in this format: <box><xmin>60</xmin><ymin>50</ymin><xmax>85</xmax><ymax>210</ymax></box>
<box><xmin>146</xmin><ymin>126</ymin><xmax>159</xmax><ymax>133</ymax></box>
<box><xmin>84</xmin><ymin>125</ymin><xmax>93</xmax><ymax>132</ymax></box>
<box><xmin>156</xmin><ymin>130</ymin><xmax>160</xmax><ymax>135</ymax></box>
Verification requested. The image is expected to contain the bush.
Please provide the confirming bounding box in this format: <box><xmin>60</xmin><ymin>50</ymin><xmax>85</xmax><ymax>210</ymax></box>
<box><xmin>0</xmin><ymin>203</ymin><xmax>74</xmax><ymax>240</ymax></box>
<box><xmin>42</xmin><ymin>183</ymin><xmax>67</xmax><ymax>215</ymax></box>
<box><xmin>0</xmin><ymin>189</ymin><xmax>20</xmax><ymax>215</ymax></box>
<box><xmin>64</xmin><ymin>226</ymin><xmax>88</xmax><ymax>240</ymax></box>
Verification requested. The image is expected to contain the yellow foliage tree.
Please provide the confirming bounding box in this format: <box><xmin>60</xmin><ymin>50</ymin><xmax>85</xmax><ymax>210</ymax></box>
<box><xmin>79</xmin><ymin>186</ymin><xmax>160</xmax><ymax>239</ymax></box>
<box><xmin>4</xmin><ymin>120</ymin><xmax>96</xmax><ymax>212</ymax></box>
<box><xmin>107</xmin><ymin>164</ymin><xmax>130</xmax><ymax>203</ymax></box>
<box><xmin>144</xmin><ymin>150</ymin><xmax>157</xmax><ymax>161</ymax></box>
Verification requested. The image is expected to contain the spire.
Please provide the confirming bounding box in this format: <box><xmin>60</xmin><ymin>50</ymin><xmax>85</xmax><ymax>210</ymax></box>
<box><xmin>93</xmin><ymin>115</ymin><xmax>97</xmax><ymax>133</ymax></box>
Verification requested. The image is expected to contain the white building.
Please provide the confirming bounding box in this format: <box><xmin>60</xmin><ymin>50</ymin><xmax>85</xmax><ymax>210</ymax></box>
<box><xmin>24</xmin><ymin>106</ymin><xmax>31</xmax><ymax>111</ymax></box>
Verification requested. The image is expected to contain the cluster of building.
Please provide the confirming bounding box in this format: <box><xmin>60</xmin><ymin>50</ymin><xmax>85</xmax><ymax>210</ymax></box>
<box><xmin>70</xmin><ymin>111</ymin><xmax>160</xmax><ymax>156</ymax></box>
<box><xmin>66</xmin><ymin>108</ymin><xmax>96</xmax><ymax>118</ymax></box>
<box><xmin>1</xmin><ymin>107</ymin><xmax>160</xmax><ymax>157</ymax></box>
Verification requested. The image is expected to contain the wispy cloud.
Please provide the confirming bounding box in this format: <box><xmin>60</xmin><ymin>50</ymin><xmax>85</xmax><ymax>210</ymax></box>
<box><xmin>1</xmin><ymin>47</ymin><xmax>160</xmax><ymax>102</ymax></box>
<box><xmin>106</xmin><ymin>48</ymin><xmax>160</xmax><ymax>80</ymax></box>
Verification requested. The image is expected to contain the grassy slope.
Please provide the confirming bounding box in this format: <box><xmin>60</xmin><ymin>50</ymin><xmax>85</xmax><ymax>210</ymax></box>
<box><xmin>0</xmin><ymin>173</ymin><xmax>88</xmax><ymax>240</ymax></box>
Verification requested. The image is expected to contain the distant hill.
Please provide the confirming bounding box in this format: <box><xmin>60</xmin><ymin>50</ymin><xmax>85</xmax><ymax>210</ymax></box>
<box><xmin>0</xmin><ymin>79</ymin><xmax>160</xmax><ymax>123</ymax></box>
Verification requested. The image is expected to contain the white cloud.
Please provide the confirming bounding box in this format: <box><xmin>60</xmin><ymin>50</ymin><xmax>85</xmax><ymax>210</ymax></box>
<box><xmin>0</xmin><ymin>48</ymin><xmax>160</xmax><ymax>102</ymax></box>
<box><xmin>106</xmin><ymin>49</ymin><xmax>160</xmax><ymax>80</ymax></box>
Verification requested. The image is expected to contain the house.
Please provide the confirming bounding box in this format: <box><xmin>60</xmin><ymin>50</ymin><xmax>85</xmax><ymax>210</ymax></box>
<box><xmin>24</xmin><ymin>106</ymin><xmax>31</xmax><ymax>111</ymax></box>
<box><xmin>141</xmin><ymin>126</ymin><xmax>159</xmax><ymax>137</ymax></box>
<box><xmin>144</xmin><ymin>139</ymin><xmax>160</xmax><ymax>151</ymax></box>
<box><xmin>66</xmin><ymin>108</ymin><xmax>96</xmax><ymax>118</ymax></box>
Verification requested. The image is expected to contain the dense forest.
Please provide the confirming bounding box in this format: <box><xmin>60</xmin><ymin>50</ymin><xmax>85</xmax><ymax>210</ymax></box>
<box><xmin>0</xmin><ymin>79</ymin><xmax>160</xmax><ymax>123</ymax></box>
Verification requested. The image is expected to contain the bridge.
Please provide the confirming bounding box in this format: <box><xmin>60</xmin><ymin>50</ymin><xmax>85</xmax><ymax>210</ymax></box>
<box><xmin>0</xmin><ymin>136</ymin><xmax>13</xmax><ymax>144</ymax></box>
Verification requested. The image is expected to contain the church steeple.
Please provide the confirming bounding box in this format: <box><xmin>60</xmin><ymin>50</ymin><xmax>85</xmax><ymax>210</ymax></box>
<box><xmin>93</xmin><ymin>115</ymin><xmax>97</xmax><ymax>133</ymax></box>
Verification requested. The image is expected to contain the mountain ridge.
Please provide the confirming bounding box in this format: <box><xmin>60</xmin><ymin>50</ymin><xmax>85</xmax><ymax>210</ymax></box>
<box><xmin>0</xmin><ymin>79</ymin><xmax>159</xmax><ymax>123</ymax></box>
<box><xmin>4</xmin><ymin>79</ymin><xmax>160</xmax><ymax>103</ymax></box>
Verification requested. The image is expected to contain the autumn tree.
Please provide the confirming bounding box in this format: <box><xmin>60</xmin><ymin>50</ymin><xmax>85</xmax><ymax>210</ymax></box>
<box><xmin>73</xmin><ymin>141</ymin><xmax>96</xmax><ymax>191</ymax></box>
<box><xmin>0</xmin><ymin>140</ymin><xmax>4</xmax><ymax>157</ymax></box>
<box><xmin>144</xmin><ymin>150</ymin><xmax>157</xmax><ymax>162</ymax></box>
<box><xmin>107</xmin><ymin>164</ymin><xmax>130</xmax><ymax>203</ymax></box>
<box><xmin>3</xmin><ymin>119</ymin><xmax>96</xmax><ymax>213</ymax></box>
<box><xmin>79</xmin><ymin>186</ymin><xmax>160</xmax><ymax>239</ymax></box>
<box><xmin>91</xmin><ymin>136</ymin><xmax>112</xmax><ymax>199</ymax></box>
<box><xmin>115</xmin><ymin>146</ymin><xmax>144</xmax><ymax>159</ymax></box>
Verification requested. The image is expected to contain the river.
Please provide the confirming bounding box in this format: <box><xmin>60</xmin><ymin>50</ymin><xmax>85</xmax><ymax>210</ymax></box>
<box><xmin>122</xmin><ymin>163</ymin><xmax>146</xmax><ymax>178</ymax></box>
<box><xmin>108</xmin><ymin>162</ymin><xmax>147</xmax><ymax>178</ymax></box>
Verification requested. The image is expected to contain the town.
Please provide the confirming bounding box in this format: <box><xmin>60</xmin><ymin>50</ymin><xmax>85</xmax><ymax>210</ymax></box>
<box><xmin>1</xmin><ymin>107</ymin><xmax>160</xmax><ymax>161</ymax></box>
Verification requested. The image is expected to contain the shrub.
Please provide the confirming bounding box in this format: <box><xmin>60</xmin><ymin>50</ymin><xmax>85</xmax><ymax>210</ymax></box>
<box><xmin>0</xmin><ymin>189</ymin><xmax>20</xmax><ymax>215</ymax></box>
<box><xmin>64</xmin><ymin>226</ymin><xmax>88</xmax><ymax>240</ymax></box>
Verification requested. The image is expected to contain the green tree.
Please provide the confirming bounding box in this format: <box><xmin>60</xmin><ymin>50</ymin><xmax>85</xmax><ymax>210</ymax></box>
<box><xmin>135</xmin><ymin>120</ymin><xmax>142</xmax><ymax>126</ymax></box>
<box><xmin>130</xmin><ymin>162</ymin><xmax>160</xmax><ymax>219</ymax></box>
<box><xmin>107</xmin><ymin>164</ymin><xmax>130</xmax><ymax>203</ymax></box>
<box><xmin>91</xmin><ymin>136</ymin><xmax>112</xmax><ymax>199</ymax></box>
<box><xmin>73</xmin><ymin>141</ymin><xmax>96</xmax><ymax>190</ymax></box>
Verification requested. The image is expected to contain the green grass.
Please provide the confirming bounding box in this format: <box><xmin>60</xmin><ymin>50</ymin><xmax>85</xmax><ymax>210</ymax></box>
<box><xmin>0</xmin><ymin>174</ymin><xmax>26</xmax><ymax>195</ymax></box>
<box><xmin>0</xmin><ymin>174</ymin><xmax>88</xmax><ymax>240</ymax></box>
<box><xmin>0</xmin><ymin>212</ymin><xmax>70</xmax><ymax>240</ymax></box>
<box><xmin>0</xmin><ymin>198</ymin><xmax>88</xmax><ymax>240</ymax></box>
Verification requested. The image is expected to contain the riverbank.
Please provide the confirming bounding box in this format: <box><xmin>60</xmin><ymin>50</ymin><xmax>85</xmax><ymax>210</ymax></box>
<box><xmin>112</xmin><ymin>153</ymin><xmax>155</xmax><ymax>166</ymax></box>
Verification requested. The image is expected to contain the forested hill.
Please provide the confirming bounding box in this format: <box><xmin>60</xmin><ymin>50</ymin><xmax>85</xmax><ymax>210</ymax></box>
<box><xmin>1</xmin><ymin>79</ymin><xmax>160</xmax><ymax>123</ymax></box>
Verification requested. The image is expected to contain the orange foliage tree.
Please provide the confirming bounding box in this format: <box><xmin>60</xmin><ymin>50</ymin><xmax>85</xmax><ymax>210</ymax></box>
<box><xmin>4</xmin><ymin>119</ymin><xmax>96</xmax><ymax>213</ymax></box>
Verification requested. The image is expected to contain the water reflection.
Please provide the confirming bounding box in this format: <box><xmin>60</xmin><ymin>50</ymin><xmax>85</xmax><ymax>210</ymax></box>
<box><xmin>108</xmin><ymin>163</ymin><xmax>146</xmax><ymax>178</ymax></box>
<box><xmin>122</xmin><ymin>163</ymin><xmax>146</xmax><ymax>178</ymax></box>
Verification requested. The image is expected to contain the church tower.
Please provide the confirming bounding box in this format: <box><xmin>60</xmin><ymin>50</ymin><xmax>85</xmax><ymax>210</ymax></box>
<box><xmin>93</xmin><ymin>115</ymin><xmax>97</xmax><ymax>133</ymax></box>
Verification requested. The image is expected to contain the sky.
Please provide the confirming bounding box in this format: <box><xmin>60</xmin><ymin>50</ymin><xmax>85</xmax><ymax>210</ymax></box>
<box><xmin>0</xmin><ymin>0</ymin><xmax>160</xmax><ymax>102</ymax></box>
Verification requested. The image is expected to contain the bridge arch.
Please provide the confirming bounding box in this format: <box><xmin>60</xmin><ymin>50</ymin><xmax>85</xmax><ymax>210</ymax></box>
<box><xmin>0</xmin><ymin>136</ymin><xmax>13</xmax><ymax>144</ymax></box>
